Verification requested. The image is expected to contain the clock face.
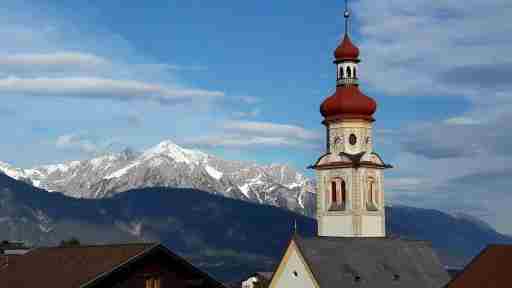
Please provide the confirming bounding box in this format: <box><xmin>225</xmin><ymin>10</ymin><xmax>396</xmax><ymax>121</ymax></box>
<box><xmin>349</xmin><ymin>134</ymin><xmax>357</xmax><ymax>145</ymax></box>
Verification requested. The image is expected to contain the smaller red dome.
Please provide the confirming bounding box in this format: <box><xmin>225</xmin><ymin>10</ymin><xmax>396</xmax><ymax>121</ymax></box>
<box><xmin>334</xmin><ymin>34</ymin><xmax>360</xmax><ymax>61</ymax></box>
<box><xmin>320</xmin><ymin>85</ymin><xmax>376</xmax><ymax>122</ymax></box>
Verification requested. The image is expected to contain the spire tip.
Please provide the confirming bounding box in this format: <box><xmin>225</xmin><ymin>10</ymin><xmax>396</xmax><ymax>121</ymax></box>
<box><xmin>344</xmin><ymin>0</ymin><xmax>351</xmax><ymax>35</ymax></box>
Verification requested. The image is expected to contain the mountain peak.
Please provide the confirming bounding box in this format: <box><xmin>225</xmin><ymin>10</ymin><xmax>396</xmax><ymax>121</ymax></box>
<box><xmin>143</xmin><ymin>140</ymin><xmax>208</xmax><ymax>164</ymax></box>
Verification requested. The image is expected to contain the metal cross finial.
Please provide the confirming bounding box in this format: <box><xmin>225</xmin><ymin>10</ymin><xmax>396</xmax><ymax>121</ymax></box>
<box><xmin>344</xmin><ymin>0</ymin><xmax>351</xmax><ymax>35</ymax></box>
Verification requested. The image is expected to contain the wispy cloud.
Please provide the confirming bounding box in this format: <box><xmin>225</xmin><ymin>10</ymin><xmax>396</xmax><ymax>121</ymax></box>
<box><xmin>223</xmin><ymin>120</ymin><xmax>321</xmax><ymax>141</ymax></box>
<box><xmin>0</xmin><ymin>76</ymin><xmax>224</xmax><ymax>104</ymax></box>
<box><xmin>186</xmin><ymin>135</ymin><xmax>304</xmax><ymax>148</ymax></box>
<box><xmin>356</xmin><ymin>0</ymin><xmax>512</xmax><ymax>102</ymax></box>
<box><xmin>400</xmin><ymin>110</ymin><xmax>512</xmax><ymax>160</ymax></box>
<box><xmin>0</xmin><ymin>52</ymin><xmax>109</xmax><ymax>73</ymax></box>
<box><xmin>186</xmin><ymin>120</ymin><xmax>321</xmax><ymax>149</ymax></box>
<box><xmin>55</xmin><ymin>132</ymin><xmax>124</xmax><ymax>155</ymax></box>
<box><xmin>55</xmin><ymin>133</ymin><xmax>100</xmax><ymax>154</ymax></box>
<box><xmin>232</xmin><ymin>108</ymin><xmax>261</xmax><ymax>118</ymax></box>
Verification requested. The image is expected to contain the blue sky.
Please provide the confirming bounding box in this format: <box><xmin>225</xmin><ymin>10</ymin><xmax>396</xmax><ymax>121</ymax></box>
<box><xmin>1</xmin><ymin>1</ymin><xmax>512</xmax><ymax>234</ymax></box>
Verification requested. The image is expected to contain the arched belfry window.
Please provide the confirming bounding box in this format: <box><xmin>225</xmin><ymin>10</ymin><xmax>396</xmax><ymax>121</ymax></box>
<box><xmin>329</xmin><ymin>178</ymin><xmax>347</xmax><ymax>211</ymax></box>
<box><xmin>353</xmin><ymin>67</ymin><xmax>357</xmax><ymax>79</ymax></box>
<box><xmin>366</xmin><ymin>178</ymin><xmax>378</xmax><ymax>211</ymax></box>
<box><xmin>346</xmin><ymin>66</ymin><xmax>352</xmax><ymax>78</ymax></box>
<box><xmin>341</xmin><ymin>180</ymin><xmax>347</xmax><ymax>204</ymax></box>
<box><xmin>331</xmin><ymin>181</ymin><xmax>337</xmax><ymax>203</ymax></box>
<box><xmin>339</xmin><ymin>66</ymin><xmax>344</xmax><ymax>79</ymax></box>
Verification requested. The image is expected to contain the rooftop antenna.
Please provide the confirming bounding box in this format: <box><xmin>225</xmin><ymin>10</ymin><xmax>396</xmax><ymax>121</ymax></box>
<box><xmin>344</xmin><ymin>0</ymin><xmax>351</xmax><ymax>35</ymax></box>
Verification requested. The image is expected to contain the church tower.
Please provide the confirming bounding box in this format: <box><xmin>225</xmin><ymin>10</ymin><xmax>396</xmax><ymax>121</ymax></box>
<box><xmin>310</xmin><ymin>2</ymin><xmax>391</xmax><ymax>237</ymax></box>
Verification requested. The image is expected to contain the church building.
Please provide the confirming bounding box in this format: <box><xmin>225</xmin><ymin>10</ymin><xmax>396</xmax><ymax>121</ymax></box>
<box><xmin>268</xmin><ymin>3</ymin><xmax>450</xmax><ymax>288</ymax></box>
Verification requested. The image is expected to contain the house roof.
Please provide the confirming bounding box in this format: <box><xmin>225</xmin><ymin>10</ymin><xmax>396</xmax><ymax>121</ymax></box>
<box><xmin>0</xmin><ymin>243</ymin><xmax>156</xmax><ymax>288</ymax></box>
<box><xmin>293</xmin><ymin>236</ymin><xmax>450</xmax><ymax>288</ymax></box>
<box><xmin>445</xmin><ymin>244</ymin><xmax>512</xmax><ymax>288</ymax></box>
<box><xmin>0</xmin><ymin>241</ymin><xmax>29</xmax><ymax>252</ymax></box>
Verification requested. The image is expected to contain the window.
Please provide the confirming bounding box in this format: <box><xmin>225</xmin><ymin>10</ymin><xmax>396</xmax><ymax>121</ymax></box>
<box><xmin>353</xmin><ymin>67</ymin><xmax>357</xmax><ymax>78</ymax></box>
<box><xmin>329</xmin><ymin>179</ymin><xmax>346</xmax><ymax>211</ymax></box>
<box><xmin>145</xmin><ymin>277</ymin><xmax>161</xmax><ymax>288</ymax></box>
<box><xmin>145</xmin><ymin>278</ymin><xmax>153</xmax><ymax>288</ymax></box>
<box><xmin>346</xmin><ymin>66</ymin><xmax>352</xmax><ymax>78</ymax></box>
<box><xmin>341</xmin><ymin>181</ymin><xmax>346</xmax><ymax>204</ymax></box>
<box><xmin>368</xmin><ymin>180</ymin><xmax>373</xmax><ymax>203</ymax></box>
<box><xmin>366</xmin><ymin>178</ymin><xmax>378</xmax><ymax>211</ymax></box>
<box><xmin>331</xmin><ymin>181</ymin><xmax>337</xmax><ymax>203</ymax></box>
<box><xmin>339</xmin><ymin>66</ymin><xmax>344</xmax><ymax>79</ymax></box>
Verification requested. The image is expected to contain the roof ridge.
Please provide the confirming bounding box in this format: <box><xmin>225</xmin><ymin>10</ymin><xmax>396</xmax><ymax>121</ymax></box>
<box><xmin>34</xmin><ymin>242</ymin><xmax>156</xmax><ymax>250</ymax></box>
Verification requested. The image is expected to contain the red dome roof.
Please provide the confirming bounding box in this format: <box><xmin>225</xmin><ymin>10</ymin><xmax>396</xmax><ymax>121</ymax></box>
<box><xmin>334</xmin><ymin>34</ymin><xmax>359</xmax><ymax>61</ymax></box>
<box><xmin>320</xmin><ymin>85</ymin><xmax>377</xmax><ymax>122</ymax></box>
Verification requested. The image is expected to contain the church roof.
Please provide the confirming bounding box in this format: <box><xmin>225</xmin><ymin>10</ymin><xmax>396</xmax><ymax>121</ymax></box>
<box><xmin>293</xmin><ymin>236</ymin><xmax>450</xmax><ymax>288</ymax></box>
<box><xmin>309</xmin><ymin>151</ymin><xmax>392</xmax><ymax>170</ymax></box>
<box><xmin>334</xmin><ymin>34</ymin><xmax>360</xmax><ymax>61</ymax></box>
<box><xmin>320</xmin><ymin>85</ymin><xmax>377</xmax><ymax>123</ymax></box>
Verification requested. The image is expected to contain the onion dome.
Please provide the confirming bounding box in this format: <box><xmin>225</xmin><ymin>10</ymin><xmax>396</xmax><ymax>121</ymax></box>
<box><xmin>334</xmin><ymin>34</ymin><xmax>360</xmax><ymax>62</ymax></box>
<box><xmin>320</xmin><ymin>85</ymin><xmax>377</xmax><ymax>122</ymax></box>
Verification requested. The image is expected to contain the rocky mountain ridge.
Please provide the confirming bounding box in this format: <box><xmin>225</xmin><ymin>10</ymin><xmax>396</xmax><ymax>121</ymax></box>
<box><xmin>0</xmin><ymin>140</ymin><xmax>315</xmax><ymax>215</ymax></box>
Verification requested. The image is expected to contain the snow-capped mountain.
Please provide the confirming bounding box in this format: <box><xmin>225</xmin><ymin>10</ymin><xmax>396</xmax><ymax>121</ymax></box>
<box><xmin>0</xmin><ymin>141</ymin><xmax>315</xmax><ymax>215</ymax></box>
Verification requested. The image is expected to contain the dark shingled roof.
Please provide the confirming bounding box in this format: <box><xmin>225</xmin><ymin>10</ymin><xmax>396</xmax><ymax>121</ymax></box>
<box><xmin>0</xmin><ymin>243</ymin><xmax>155</xmax><ymax>288</ymax></box>
<box><xmin>445</xmin><ymin>244</ymin><xmax>512</xmax><ymax>288</ymax></box>
<box><xmin>294</xmin><ymin>236</ymin><xmax>450</xmax><ymax>288</ymax></box>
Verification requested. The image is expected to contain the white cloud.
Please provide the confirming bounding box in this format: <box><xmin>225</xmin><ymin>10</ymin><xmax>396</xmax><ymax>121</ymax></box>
<box><xmin>0</xmin><ymin>76</ymin><xmax>224</xmax><ymax>103</ymax></box>
<box><xmin>55</xmin><ymin>133</ymin><xmax>124</xmax><ymax>155</ymax></box>
<box><xmin>56</xmin><ymin>134</ymin><xmax>99</xmax><ymax>154</ymax></box>
<box><xmin>232</xmin><ymin>109</ymin><xmax>261</xmax><ymax>118</ymax></box>
<box><xmin>443</xmin><ymin>117</ymin><xmax>481</xmax><ymax>125</ymax></box>
<box><xmin>223</xmin><ymin>120</ymin><xmax>321</xmax><ymax>141</ymax></box>
<box><xmin>185</xmin><ymin>120</ymin><xmax>321</xmax><ymax>149</ymax></box>
<box><xmin>0</xmin><ymin>52</ymin><xmax>109</xmax><ymax>72</ymax></box>
<box><xmin>186</xmin><ymin>135</ymin><xmax>303</xmax><ymax>148</ymax></box>
<box><xmin>355</xmin><ymin>0</ymin><xmax>512</xmax><ymax>102</ymax></box>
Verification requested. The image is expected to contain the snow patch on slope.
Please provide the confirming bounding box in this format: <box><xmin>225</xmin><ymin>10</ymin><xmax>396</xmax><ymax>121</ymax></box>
<box><xmin>205</xmin><ymin>165</ymin><xmax>223</xmax><ymax>180</ymax></box>
<box><xmin>104</xmin><ymin>162</ymin><xmax>140</xmax><ymax>180</ymax></box>
<box><xmin>239</xmin><ymin>184</ymin><xmax>250</xmax><ymax>198</ymax></box>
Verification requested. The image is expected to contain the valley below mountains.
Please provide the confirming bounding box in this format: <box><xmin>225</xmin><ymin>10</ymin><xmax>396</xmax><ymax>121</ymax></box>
<box><xmin>1</xmin><ymin>173</ymin><xmax>512</xmax><ymax>281</ymax></box>
<box><xmin>0</xmin><ymin>140</ymin><xmax>315</xmax><ymax>216</ymax></box>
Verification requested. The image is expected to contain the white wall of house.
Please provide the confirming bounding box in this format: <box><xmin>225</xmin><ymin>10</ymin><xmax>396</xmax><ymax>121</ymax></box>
<box><xmin>269</xmin><ymin>244</ymin><xmax>317</xmax><ymax>288</ymax></box>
